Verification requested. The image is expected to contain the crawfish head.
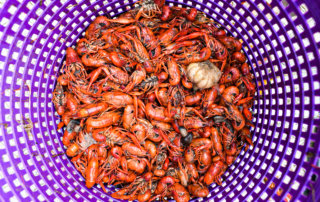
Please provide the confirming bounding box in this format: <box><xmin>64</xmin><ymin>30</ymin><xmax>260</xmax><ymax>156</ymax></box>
<box><xmin>52</xmin><ymin>83</ymin><xmax>66</xmax><ymax>105</ymax></box>
<box><xmin>134</xmin><ymin>0</ymin><xmax>161</xmax><ymax>18</ymax></box>
<box><xmin>236</xmin><ymin>79</ymin><xmax>248</xmax><ymax>96</ymax></box>
<box><xmin>166</xmin><ymin>167</ymin><xmax>178</xmax><ymax>178</ymax></box>
<box><xmin>156</xmin><ymin>153</ymin><xmax>167</xmax><ymax>164</ymax></box>
<box><xmin>78</xmin><ymin>133</ymin><xmax>97</xmax><ymax>150</ymax></box>
<box><xmin>66</xmin><ymin>63</ymin><xmax>87</xmax><ymax>80</ymax></box>
<box><xmin>194</xmin><ymin>12</ymin><xmax>212</xmax><ymax>24</ymax></box>
<box><xmin>168</xmin><ymin>86</ymin><xmax>185</xmax><ymax>106</ymax></box>
<box><xmin>223</xmin><ymin>119</ymin><xmax>234</xmax><ymax>134</ymax></box>
<box><xmin>66</xmin><ymin>119</ymin><xmax>80</xmax><ymax>133</ymax></box>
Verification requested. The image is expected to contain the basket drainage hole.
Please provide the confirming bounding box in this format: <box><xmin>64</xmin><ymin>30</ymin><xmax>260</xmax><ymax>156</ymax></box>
<box><xmin>312</xmin><ymin>126</ymin><xmax>318</xmax><ymax>134</ymax></box>
<box><xmin>281</xmin><ymin>0</ymin><xmax>289</xmax><ymax>7</ymax></box>
<box><xmin>285</xmin><ymin>193</ymin><xmax>292</xmax><ymax>202</ymax></box>
<box><xmin>276</xmin><ymin>188</ymin><xmax>283</xmax><ymax>196</ymax></box>
<box><xmin>309</xmin><ymin>140</ymin><xmax>315</xmax><ymax>148</ymax></box>
<box><xmin>311</xmin><ymin>174</ymin><xmax>317</xmax><ymax>182</ymax></box>
<box><xmin>306</xmin><ymin>152</ymin><xmax>315</xmax><ymax>162</ymax></box>
<box><xmin>303</xmin><ymin>188</ymin><xmax>310</xmax><ymax>196</ymax></box>
<box><xmin>269</xmin><ymin>182</ymin><xmax>275</xmax><ymax>189</ymax></box>
<box><xmin>263</xmin><ymin>177</ymin><xmax>268</xmax><ymax>183</ymax></box>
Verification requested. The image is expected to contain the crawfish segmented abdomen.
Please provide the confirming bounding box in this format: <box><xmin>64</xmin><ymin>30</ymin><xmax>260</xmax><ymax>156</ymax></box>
<box><xmin>139</xmin><ymin>75</ymin><xmax>159</xmax><ymax>91</ymax></box>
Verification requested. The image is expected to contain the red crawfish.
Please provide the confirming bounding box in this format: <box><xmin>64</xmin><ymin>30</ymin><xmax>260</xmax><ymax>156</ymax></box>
<box><xmin>86</xmin><ymin>111</ymin><xmax>121</xmax><ymax>131</ymax></box>
<box><xmin>71</xmin><ymin>102</ymin><xmax>109</xmax><ymax>119</ymax></box>
<box><xmin>167</xmin><ymin>56</ymin><xmax>181</xmax><ymax>86</ymax></box>
<box><xmin>85</xmin><ymin>156</ymin><xmax>99</xmax><ymax>188</ymax></box>
<box><xmin>116</xmin><ymin>32</ymin><xmax>154</xmax><ymax>73</ymax></box>
<box><xmin>188</xmin><ymin>183</ymin><xmax>209</xmax><ymax>198</ymax></box>
<box><xmin>204</xmin><ymin>160</ymin><xmax>227</xmax><ymax>185</ymax></box>
<box><xmin>52</xmin><ymin>82</ymin><xmax>66</xmax><ymax>115</ymax></box>
<box><xmin>124</xmin><ymin>64</ymin><xmax>146</xmax><ymax>92</ymax></box>
<box><xmin>85</xmin><ymin>16</ymin><xmax>111</xmax><ymax>40</ymax></box>
<box><xmin>102</xmin><ymin>91</ymin><xmax>133</xmax><ymax>107</ymax></box>
<box><xmin>65</xmin><ymin>47</ymin><xmax>87</xmax><ymax>81</ymax></box>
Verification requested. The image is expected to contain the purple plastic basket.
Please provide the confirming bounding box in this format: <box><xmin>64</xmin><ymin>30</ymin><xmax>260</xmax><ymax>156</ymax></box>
<box><xmin>0</xmin><ymin>0</ymin><xmax>320</xmax><ymax>201</ymax></box>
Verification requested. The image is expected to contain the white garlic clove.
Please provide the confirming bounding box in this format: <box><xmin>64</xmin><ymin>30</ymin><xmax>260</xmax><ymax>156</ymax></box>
<box><xmin>186</xmin><ymin>60</ymin><xmax>222</xmax><ymax>90</ymax></box>
<box><xmin>193</xmin><ymin>70</ymin><xmax>205</xmax><ymax>83</ymax></box>
<box><xmin>197</xmin><ymin>77</ymin><xmax>210</xmax><ymax>88</ymax></box>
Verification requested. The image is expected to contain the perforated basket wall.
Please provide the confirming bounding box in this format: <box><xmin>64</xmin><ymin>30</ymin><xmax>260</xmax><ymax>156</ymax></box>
<box><xmin>0</xmin><ymin>0</ymin><xmax>319</xmax><ymax>201</ymax></box>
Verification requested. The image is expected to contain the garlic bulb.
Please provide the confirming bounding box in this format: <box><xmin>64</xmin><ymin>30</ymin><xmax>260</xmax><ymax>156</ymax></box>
<box><xmin>186</xmin><ymin>60</ymin><xmax>222</xmax><ymax>90</ymax></box>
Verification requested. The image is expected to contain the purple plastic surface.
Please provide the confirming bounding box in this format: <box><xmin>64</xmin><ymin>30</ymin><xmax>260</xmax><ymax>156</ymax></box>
<box><xmin>0</xmin><ymin>0</ymin><xmax>319</xmax><ymax>201</ymax></box>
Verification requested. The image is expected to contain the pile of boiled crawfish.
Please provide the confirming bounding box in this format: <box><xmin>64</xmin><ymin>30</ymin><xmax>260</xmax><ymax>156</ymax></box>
<box><xmin>52</xmin><ymin>0</ymin><xmax>256</xmax><ymax>201</ymax></box>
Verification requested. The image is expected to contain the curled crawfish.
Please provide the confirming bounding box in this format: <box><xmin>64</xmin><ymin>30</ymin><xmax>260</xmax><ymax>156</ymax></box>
<box><xmin>124</xmin><ymin>64</ymin><xmax>146</xmax><ymax>92</ymax></box>
<box><xmin>122</xmin><ymin>142</ymin><xmax>148</xmax><ymax>157</ymax></box>
<box><xmin>220</xmin><ymin>67</ymin><xmax>241</xmax><ymax>84</ymax></box>
<box><xmin>66</xmin><ymin>143</ymin><xmax>80</xmax><ymax>157</ymax></box>
<box><xmin>188</xmin><ymin>183</ymin><xmax>209</xmax><ymax>198</ymax></box>
<box><xmin>145</xmin><ymin>103</ymin><xmax>173</xmax><ymax>122</ymax></box>
<box><xmin>171</xmin><ymin>183</ymin><xmax>190</xmax><ymax>202</ymax></box>
<box><xmin>85</xmin><ymin>16</ymin><xmax>111</xmax><ymax>40</ymax></box>
<box><xmin>185</xmin><ymin>91</ymin><xmax>202</xmax><ymax>106</ymax></box>
<box><xmin>65</xmin><ymin>47</ymin><xmax>87</xmax><ymax>81</ymax></box>
<box><xmin>204</xmin><ymin>160</ymin><xmax>227</xmax><ymax>185</ymax></box>
<box><xmin>227</xmin><ymin>104</ymin><xmax>245</xmax><ymax>131</ymax></box>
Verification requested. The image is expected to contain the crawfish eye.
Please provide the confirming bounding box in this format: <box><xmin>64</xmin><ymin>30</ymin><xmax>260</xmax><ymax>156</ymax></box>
<box><xmin>99</xmin><ymin>23</ymin><xmax>106</xmax><ymax>27</ymax></box>
<box><xmin>199</xmin><ymin>164</ymin><xmax>206</xmax><ymax>169</ymax></box>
